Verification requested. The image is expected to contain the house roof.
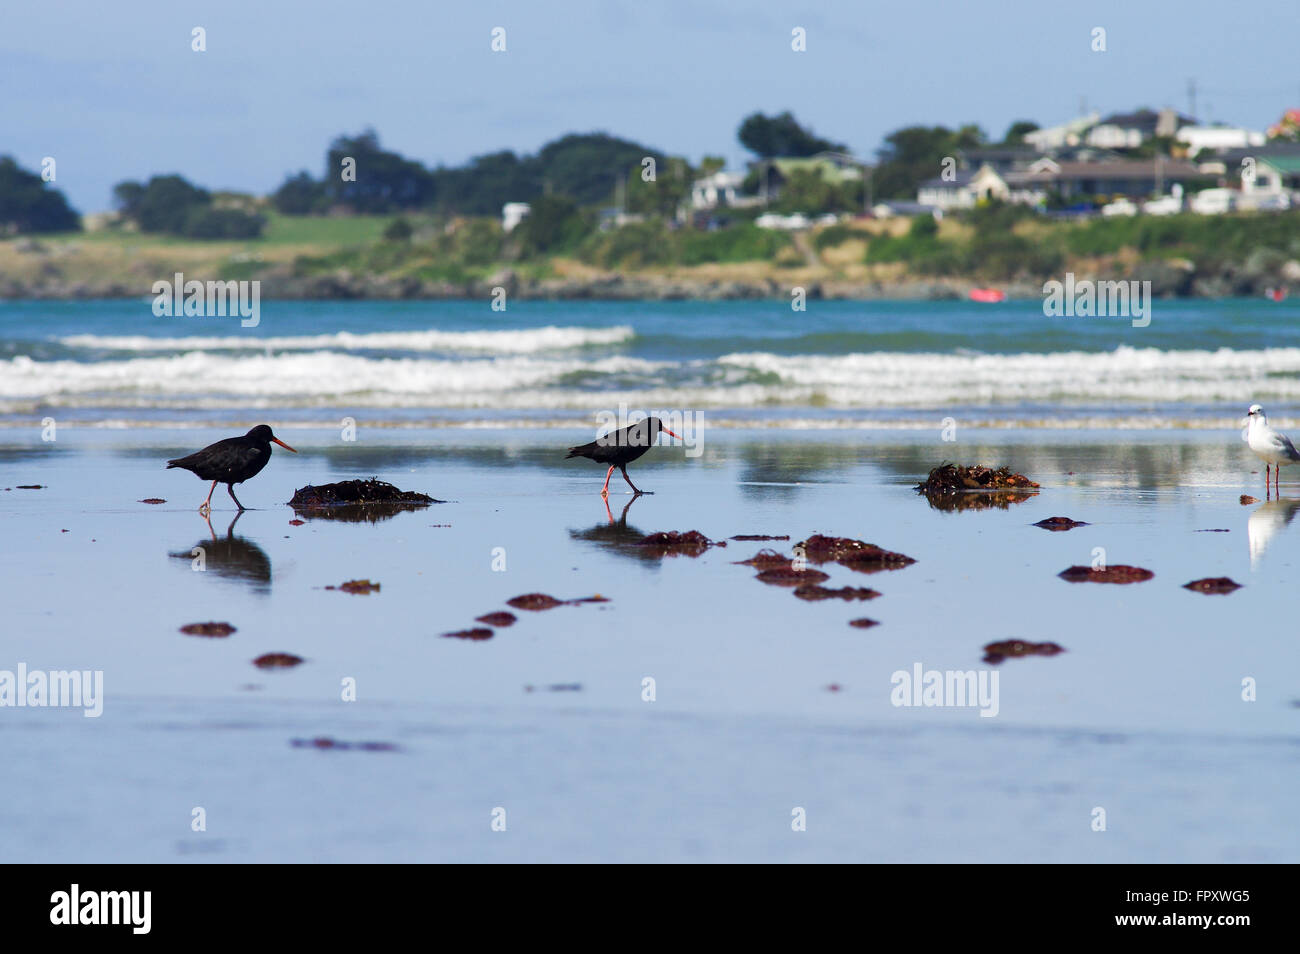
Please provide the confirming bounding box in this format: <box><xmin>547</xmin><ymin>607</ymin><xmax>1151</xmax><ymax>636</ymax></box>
<box><xmin>1261</xmin><ymin>155</ymin><xmax>1300</xmax><ymax>174</ymax></box>
<box><xmin>1097</xmin><ymin>108</ymin><xmax>1194</xmax><ymax>131</ymax></box>
<box><xmin>1052</xmin><ymin>160</ymin><xmax>1202</xmax><ymax>180</ymax></box>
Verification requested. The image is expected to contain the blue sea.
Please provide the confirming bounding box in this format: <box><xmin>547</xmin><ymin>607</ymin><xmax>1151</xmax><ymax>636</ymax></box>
<box><xmin>1</xmin><ymin>297</ymin><xmax>1298</xmax><ymax>429</ymax></box>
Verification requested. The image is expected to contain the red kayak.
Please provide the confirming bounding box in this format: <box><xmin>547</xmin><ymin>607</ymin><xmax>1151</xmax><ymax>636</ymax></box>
<box><xmin>969</xmin><ymin>288</ymin><xmax>1006</xmax><ymax>303</ymax></box>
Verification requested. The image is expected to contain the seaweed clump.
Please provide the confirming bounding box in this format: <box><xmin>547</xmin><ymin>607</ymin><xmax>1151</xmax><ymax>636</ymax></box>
<box><xmin>179</xmin><ymin>622</ymin><xmax>236</xmax><ymax>637</ymax></box>
<box><xmin>506</xmin><ymin>593</ymin><xmax>609</xmax><ymax>611</ymax></box>
<box><xmin>1183</xmin><ymin>577</ymin><xmax>1243</xmax><ymax>595</ymax></box>
<box><xmin>289</xmin><ymin>479</ymin><xmax>442</xmax><ymax>523</ymax></box>
<box><xmin>794</xmin><ymin>534</ymin><xmax>916</xmax><ymax>573</ymax></box>
<box><xmin>325</xmin><ymin>579</ymin><xmax>381</xmax><ymax>594</ymax></box>
<box><xmin>1058</xmin><ymin>565</ymin><xmax>1154</xmax><ymax>584</ymax></box>
<box><xmin>1033</xmin><ymin>517</ymin><xmax>1088</xmax><ymax>531</ymax></box>
<box><xmin>755</xmin><ymin>566</ymin><xmax>831</xmax><ymax>586</ymax></box>
<box><xmin>636</xmin><ymin>530</ymin><xmax>722</xmax><ymax>558</ymax></box>
<box><xmin>916</xmin><ymin>464</ymin><xmax>1039</xmax><ymax>512</ymax></box>
<box><xmin>982</xmin><ymin>640</ymin><xmax>1066</xmax><ymax>664</ymax></box>
<box><xmin>792</xmin><ymin>585</ymin><xmax>881</xmax><ymax>602</ymax></box>
<box><xmin>253</xmin><ymin>653</ymin><xmax>304</xmax><ymax>669</ymax></box>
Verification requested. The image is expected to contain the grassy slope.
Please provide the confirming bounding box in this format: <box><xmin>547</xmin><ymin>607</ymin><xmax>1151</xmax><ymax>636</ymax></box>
<box><xmin>2</xmin><ymin>210</ymin><xmax>1297</xmax><ymax>293</ymax></box>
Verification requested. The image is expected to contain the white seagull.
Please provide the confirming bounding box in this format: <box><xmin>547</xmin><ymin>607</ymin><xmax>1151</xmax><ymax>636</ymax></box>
<box><xmin>1245</xmin><ymin>404</ymin><xmax>1300</xmax><ymax>495</ymax></box>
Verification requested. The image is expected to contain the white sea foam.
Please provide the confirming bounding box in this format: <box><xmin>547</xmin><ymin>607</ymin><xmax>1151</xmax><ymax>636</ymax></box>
<box><xmin>5</xmin><ymin>345</ymin><xmax>1300</xmax><ymax>412</ymax></box>
<box><xmin>59</xmin><ymin>324</ymin><xmax>635</xmax><ymax>354</ymax></box>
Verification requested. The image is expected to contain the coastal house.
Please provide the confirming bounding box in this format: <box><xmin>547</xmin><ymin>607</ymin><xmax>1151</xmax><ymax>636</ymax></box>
<box><xmin>690</xmin><ymin>170</ymin><xmax>746</xmax><ymax>210</ymax></box>
<box><xmin>1046</xmin><ymin>159</ymin><xmax>1203</xmax><ymax>200</ymax></box>
<box><xmin>1084</xmin><ymin>108</ymin><xmax>1192</xmax><ymax>149</ymax></box>
<box><xmin>751</xmin><ymin>151</ymin><xmax>865</xmax><ymax>202</ymax></box>
<box><xmin>1001</xmin><ymin>157</ymin><xmax>1060</xmax><ymax>206</ymax></box>
<box><xmin>1023</xmin><ymin>113</ymin><xmax>1100</xmax><ymax>150</ymax></box>
<box><xmin>1176</xmin><ymin>125</ymin><xmax>1266</xmax><ymax>156</ymax></box>
<box><xmin>915</xmin><ymin>164</ymin><xmax>1009</xmax><ymax>210</ymax></box>
<box><xmin>1237</xmin><ymin>152</ymin><xmax>1300</xmax><ymax>210</ymax></box>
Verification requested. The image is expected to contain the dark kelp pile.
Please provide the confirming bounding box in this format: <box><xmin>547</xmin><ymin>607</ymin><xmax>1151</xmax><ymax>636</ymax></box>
<box><xmin>794</xmin><ymin>534</ymin><xmax>916</xmax><ymax>573</ymax></box>
<box><xmin>793</xmin><ymin>585</ymin><xmax>881</xmax><ymax>602</ymax></box>
<box><xmin>475</xmin><ymin>611</ymin><xmax>517</xmax><ymax>627</ymax></box>
<box><xmin>731</xmin><ymin>534</ymin><xmax>790</xmax><ymax>541</ymax></box>
<box><xmin>1033</xmin><ymin>517</ymin><xmax>1089</xmax><ymax>531</ymax></box>
<box><xmin>506</xmin><ymin>593</ymin><xmax>609</xmax><ymax>611</ymax></box>
<box><xmin>982</xmin><ymin>640</ymin><xmax>1066</xmax><ymax>664</ymax></box>
<box><xmin>325</xmin><ymin>579</ymin><xmax>381</xmax><ymax>594</ymax></box>
<box><xmin>289</xmin><ymin>479</ymin><xmax>442</xmax><ymax>523</ymax></box>
<box><xmin>635</xmin><ymin>530</ymin><xmax>723</xmax><ymax>558</ymax></box>
<box><xmin>755</xmin><ymin>566</ymin><xmax>831</xmax><ymax>586</ymax></box>
<box><xmin>916</xmin><ymin>464</ymin><xmax>1039</xmax><ymax>512</ymax></box>
<box><xmin>179</xmin><ymin>621</ymin><xmax>236</xmax><ymax>637</ymax></box>
<box><xmin>1058</xmin><ymin>565</ymin><xmax>1154</xmax><ymax>584</ymax></box>
<box><xmin>1183</xmin><ymin>577</ymin><xmax>1243</xmax><ymax>594</ymax></box>
<box><xmin>441</xmin><ymin>628</ymin><xmax>494</xmax><ymax>641</ymax></box>
<box><xmin>848</xmin><ymin>618</ymin><xmax>880</xmax><ymax>629</ymax></box>
<box><xmin>253</xmin><ymin>653</ymin><xmax>304</xmax><ymax>669</ymax></box>
<box><xmin>733</xmin><ymin>548</ymin><xmax>795</xmax><ymax>568</ymax></box>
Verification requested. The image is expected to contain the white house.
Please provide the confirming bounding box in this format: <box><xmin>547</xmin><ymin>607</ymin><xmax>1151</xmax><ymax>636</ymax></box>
<box><xmin>690</xmin><ymin>171</ymin><xmax>746</xmax><ymax>210</ymax></box>
<box><xmin>1176</xmin><ymin>125</ymin><xmax>1266</xmax><ymax>156</ymax></box>
<box><xmin>1023</xmin><ymin>113</ymin><xmax>1100</xmax><ymax>150</ymax></box>
<box><xmin>916</xmin><ymin>164</ymin><xmax>1009</xmax><ymax>211</ymax></box>
<box><xmin>502</xmin><ymin>202</ymin><xmax>531</xmax><ymax>232</ymax></box>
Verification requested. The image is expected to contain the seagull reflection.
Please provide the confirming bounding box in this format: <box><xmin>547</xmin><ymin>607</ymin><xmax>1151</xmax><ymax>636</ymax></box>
<box><xmin>1247</xmin><ymin>497</ymin><xmax>1300</xmax><ymax>569</ymax></box>
<box><xmin>169</xmin><ymin>511</ymin><xmax>273</xmax><ymax>593</ymax></box>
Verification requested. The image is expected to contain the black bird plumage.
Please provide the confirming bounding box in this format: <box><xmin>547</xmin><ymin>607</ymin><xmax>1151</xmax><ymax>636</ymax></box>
<box><xmin>167</xmin><ymin>424</ymin><xmax>297</xmax><ymax>512</ymax></box>
<box><xmin>566</xmin><ymin>416</ymin><xmax>679</xmax><ymax>495</ymax></box>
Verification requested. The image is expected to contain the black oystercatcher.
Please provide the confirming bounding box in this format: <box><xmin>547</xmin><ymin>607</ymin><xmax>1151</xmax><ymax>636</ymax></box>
<box><xmin>566</xmin><ymin>417</ymin><xmax>680</xmax><ymax>496</ymax></box>
<box><xmin>166</xmin><ymin>425</ymin><xmax>297</xmax><ymax>514</ymax></box>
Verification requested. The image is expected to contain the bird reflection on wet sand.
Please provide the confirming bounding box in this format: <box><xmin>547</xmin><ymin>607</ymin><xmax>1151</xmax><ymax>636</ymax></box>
<box><xmin>168</xmin><ymin>511</ymin><xmax>272</xmax><ymax>593</ymax></box>
<box><xmin>568</xmin><ymin>495</ymin><xmax>669</xmax><ymax>566</ymax></box>
<box><xmin>1247</xmin><ymin>497</ymin><xmax>1300</xmax><ymax>569</ymax></box>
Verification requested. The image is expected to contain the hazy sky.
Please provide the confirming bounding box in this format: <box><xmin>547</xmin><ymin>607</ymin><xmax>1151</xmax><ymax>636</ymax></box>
<box><xmin>5</xmin><ymin>0</ymin><xmax>1297</xmax><ymax>212</ymax></box>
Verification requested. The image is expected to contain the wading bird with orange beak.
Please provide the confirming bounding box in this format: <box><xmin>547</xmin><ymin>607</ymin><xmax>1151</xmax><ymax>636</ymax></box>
<box><xmin>167</xmin><ymin>425</ymin><xmax>297</xmax><ymax>514</ymax></box>
<box><xmin>566</xmin><ymin>416</ymin><xmax>680</xmax><ymax>496</ymax></box>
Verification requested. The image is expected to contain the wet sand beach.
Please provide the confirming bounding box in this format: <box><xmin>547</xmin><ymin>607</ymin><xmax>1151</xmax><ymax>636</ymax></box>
<box><xmin>1</xmin><ymin>427</ymin><xmax>1296</xmax><ymax>862</ymax></box>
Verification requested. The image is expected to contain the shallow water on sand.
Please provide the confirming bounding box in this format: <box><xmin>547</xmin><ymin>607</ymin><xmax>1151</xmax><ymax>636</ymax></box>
<box><xmin>1</xmin><ymin>427</ymin><xmax>1297</xmax><ymax>862</ymax></box>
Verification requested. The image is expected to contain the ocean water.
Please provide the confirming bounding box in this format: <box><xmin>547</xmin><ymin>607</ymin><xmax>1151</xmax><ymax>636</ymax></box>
<box><xmin>1</xmin><ymin>298</ymin><xmax>1298</xmax><ymax>429</ymax></box>
<box><xmin>2</xmin><ymin>300</ymin><xmax>1299</xmax><ymax>862</ymax></box>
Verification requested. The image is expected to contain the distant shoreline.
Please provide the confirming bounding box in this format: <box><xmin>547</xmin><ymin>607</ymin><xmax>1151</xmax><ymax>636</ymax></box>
<box><xmin>0</xmin><ymin>272</ymin><xmax>1263</xmax><ymax>302</ymax></box>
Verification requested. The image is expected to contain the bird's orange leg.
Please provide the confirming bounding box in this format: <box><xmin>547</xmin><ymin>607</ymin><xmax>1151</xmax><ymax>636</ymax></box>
<box><xmin>620</xmin><ymin>465</ymin><xmax>648</xmax><ymax>495</ymax></box>
<box><xmin>601</xmin><ymin>465</ymin><xmax>615</xmax><ymax>497</ymax></box>
<box><xmin>199</xmin><ymin>480</ymin><xmax>217</xmax><ymax>515</ymax></box>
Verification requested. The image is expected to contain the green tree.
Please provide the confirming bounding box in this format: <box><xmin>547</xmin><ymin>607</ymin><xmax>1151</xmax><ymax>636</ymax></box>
<box><xmin>514</xmin><ymin>194</ymin><xmax>591</xmax><ymax>256</ymax></box>
<box><xmin>1001</xmin><ymin>120</ymin><xmax>1040</xmax><ymax>144</ymax></box>
<box><xmin>738</xmin><ymin>111</ymin><xmax>846</xmax><ymax>158</ymax></box>
<box><xmin>113</xmin><ymin>174</ymin><xmax>263</xmax><ymax>238</ymax></box>
<box><xmin>774</xmin><ymin>168</ymin><xmax>852</xmax><ymax>214</ymax></box>
<box><xmin>325</xmin><ymin>129</ymin><xmax>436</xmax><ymax>213</ymax></box>
<box><xmin>272</xmin><ymin>171</ymin><xmax>327</xmax><ymax>214</ymax></box>
<box><xmin>534</xmin><ymin>133</ymin><xmax>667</xmax><ymax>206</ymax></box>
<box><xmin>433</xmin><ymin>150</ymin><xmax>541</xmax><ymax>215</ymax></box>
<box><xmin>872</xmin><ymin>124</ymin><xmax>987</xmax><ymax>199</ymax></box>
<box><xmin>0</xmin><ymin>157</ymin><xmax>80</xmax><ymax>233</ymax></box>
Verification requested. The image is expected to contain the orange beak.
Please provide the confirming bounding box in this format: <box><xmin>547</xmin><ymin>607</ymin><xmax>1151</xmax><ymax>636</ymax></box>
<box><xmin>271</xmin><ymin>437</ymin><xmax>298</xmax><ymax>453</ymax></box>
<box><xmin>661</xmin><ymin>427</ymin><xmax>681</xmax><ymax>440</ymax></box>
